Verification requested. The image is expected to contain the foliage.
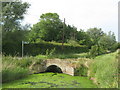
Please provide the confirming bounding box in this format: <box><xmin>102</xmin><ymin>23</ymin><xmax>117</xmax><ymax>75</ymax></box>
<box><xmin>88</xmin><ymin>30</ymin><xmax>117</xmax><ymax>57</ymax></box>
<box><xmin>89</xmin><ymin>45</ymin><xmax>98</xmax><ymax>58</ymax></box>
<box><xmin>98</xmin><ymin>31</ymin><xmax>117</xmax><ymax>52</ymax></box>
<box><xmin>45</xmin><ymin>48</ymin><xmax>56</xmax><ymax>56</ymax></box>
<box><xmin>2</xmin><ymin>1</ymin><xmax>30</xmax><ymax>56</ymax></box>
<box><xmin>74</xmin><ymin>64</ymin><xmax>88</xmax><ymax>77</ymax></box>
<box><xmin>2</xmin><ymin>56</ymin><xmax>29</xmax><ymax>83</ymax></box>
<box><xmin>23</xmin><ymin>42</ymin><xmax>88</xmax><ymax>56</ymax></box>
<box><xmin>87</xmin><ymin>27</ymin><xmax>105</xmax><ymax>45</ymax></box>
<box><xmin>2</xmin><ymin>55</ymin><xmax>44</xmax><ymax>83</ymax></box>
<box><xmin>67</xmin><ymin>38</ymin><xmax>79</xmax><ymax>46</ymax></box>
<box><xmin>88</xmin><ymin>45</ymin><xmax>106</xmax><ymax>58</ymax></box>
<box><xmin>1</xmin><ymin>1</ymin><xmax>30</xmax><ymax>31</ymax></box>
<box><xmin>3</xmin><ymin>41</ymin><xmax>88</xmax><ymax>56</ymax></box>
<box><xmin>77</xmin><ymin>30</ymin><xmax>92</xmax><ymax>48</ymax></box>
<box><xmin>28</xmin><ymin>12</ymin><xmax>93</xmax><ymax>49</ymax></box>
<box><xmin>28</xmin><ymin>13</ymin><xmax>63</xmax><ymax>42</ymax></box>
<box><xmin>118</xmin><ymin>42</ymin><xmax>120</xmax><ymax>49</ymax></box>
<box><xmin>89</xmin><ymin>52</ymin><xmax>118</xmax><ymax>88</ymax></box>
<box><xmin>2</xmin><ymin>30</ymin><xmax>29</xmax><ymax>56</ymax></box>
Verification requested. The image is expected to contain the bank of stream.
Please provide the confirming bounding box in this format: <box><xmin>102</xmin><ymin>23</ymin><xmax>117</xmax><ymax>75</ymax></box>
<box><xmin>2</xmin><ymin>73</ymin><xmax>97</xmax><ymax>88</ymax></box>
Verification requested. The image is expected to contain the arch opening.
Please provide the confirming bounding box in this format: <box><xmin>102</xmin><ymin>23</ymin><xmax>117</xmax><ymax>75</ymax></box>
<box><xmin>45</xmin><ymin>65</ymin><xmax>63</xmax><ymax>73</ymax></box>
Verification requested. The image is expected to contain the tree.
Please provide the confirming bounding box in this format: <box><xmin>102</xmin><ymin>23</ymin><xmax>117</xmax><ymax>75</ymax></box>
<box><xmin>2</xmin><ymin>1</ymin><xmax>30</xmax><ymax>43</ymax></box>
<box><xmin>65</xmin><ymin>25</ymin><xmax>78</xmax><ymax>43</ymax></box>
<box><xmin>28</xmin><ymin>13</ymin><xmax>63</xmax><ymax>42</ymax></box>
<box><xmin>89</xmin><ymin>31</ymin><xmax>117</xmax><ymax>57</ymax></box>
<box><xmin>98</xmin><ymin>31</ymin><xmax>117</xmax><ymax>52</ymax></box>
<box><xmin>2</xmin><ymin>1</ymin><xmax>30</xmax><ymax>56</ymax></box>
<box><xmin>2</xmin><ymin>0</ymin><xmax>30</xmax><ymax>37</ymax></box>
<box><xmin>76</xmin><ymin>30</ymin><xmax>92</xmax><ymax>48</ymax></box>
<box><xmin>1</xmin><ymin>1</ymin><xmax>30</xmax><ymax>31</ymax></box>
<box><xmin>87</xmin><ymin>27</ymin><xmax>105</xmax><ymax>45</ymax></box>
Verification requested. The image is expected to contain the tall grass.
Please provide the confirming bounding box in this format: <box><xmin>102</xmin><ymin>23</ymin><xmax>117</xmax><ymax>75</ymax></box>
<box><xmin>2</xmin><ymin>56</ymin><xmax>29</xmax><ymax>83</ymax></box>
<box><xmin>2</xmin><ymin>55</ymin><xmax>44</xmax><ymax>83</ymax></box>
<box><xmin>89</xmin><ymin>51</ymin><xmax>118</xmax><ymax>88</ymax></box>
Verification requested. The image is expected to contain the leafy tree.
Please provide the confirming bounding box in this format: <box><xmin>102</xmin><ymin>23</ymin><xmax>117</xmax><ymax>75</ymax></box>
<box><xmin>89</xmin><ymin>44</ymin><xmax>106</xmax><ymax>58</ymax></box>
<box><xmin>118</xmin><ymin>43</ymin><xmax>120</xmax><ymax>49</ymax></box>
<box><xmin>65</xmin><ymin>25</ymin><xmax>78</xmax><ymax>43</ymax></box>
<box><xmin>2</xmin><ymin>1</ymin><xmax>30</xmax><ymax>55</ymax></box>
<box><xmin>28</xmin><ymin>13</ymin><xmax>63</xmax><ymax>42</ymax></box>
<box><xmin>89</xmin><ymin>31</ymin><xmax>117</xmax><ymax>58</ymax></box>
<box><xmin>76</xmin><ymin>30</ymin><xmax>92</xmax><ymax>48</ymax></box>
<box><xmin>1</xmin><ymin>1</ymin><xmax>30</xmax><ymax>31</ymax></box>
<box><xmin>2</xmin><ymin>1</ymin><xmax>30</xmax><ymax>42</ymax></box>
<box><xmin>87</xmin><ymin>27</ymin><xmax>105</xmax><ymax>45</ymax></box>
<box><xmin>98</xmin><ymin>31</ymin><xmax>117</xmax><ymax>52</ymax></box>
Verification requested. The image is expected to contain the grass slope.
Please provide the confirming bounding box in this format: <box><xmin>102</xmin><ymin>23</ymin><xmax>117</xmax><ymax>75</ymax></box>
<box><xmin>89</xmin><ymin>52</ymin><xmax>118</xmax><ymax>88</ymax></box>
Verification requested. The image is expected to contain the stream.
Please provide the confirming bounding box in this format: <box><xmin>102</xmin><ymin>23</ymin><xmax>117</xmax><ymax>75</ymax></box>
<box><xmin>2</xmin><ymin>73</ymin><xmax>97</xmax><ymax>88</ymax></box>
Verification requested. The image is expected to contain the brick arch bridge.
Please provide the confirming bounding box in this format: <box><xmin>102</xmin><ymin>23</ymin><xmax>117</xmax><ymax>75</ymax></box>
<box><xmin>45</xmin><ymin>59</ymin><xmax>74</xmax><ymax>76</ymax></box>
<box><xmin>30</xmin><ymin>59</ymin><xmax>77</xmax><ymax>76</ymax></box>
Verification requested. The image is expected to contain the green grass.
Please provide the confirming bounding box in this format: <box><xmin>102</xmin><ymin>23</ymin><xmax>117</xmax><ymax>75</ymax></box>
<box><xmin>2</xmin><ymin>55</ymin><xmax>43</xmax><ymax>83</ymax></box>
<box><xmin>2</xmin><ymin>73</ymin><xmax>97</xmax><ymax>88</ymax></box>
<box><xmin>2</xmin><ymin>51</ymin><xmax>118</xmax><ymax>88</ymax></box>
<box><xmin>2</xmin><ymin>56</ymin><xmax>29</xmax><ymax>83</ymax></box>
<box><xmin>35</xmin><ymin>53</ymin><xmax>88</xmax><ymax>59</ymax></box>
<box><xmin>89</xmin><ymin>51</ymin><xmax>118</xmax><ymax>88</ymax></box>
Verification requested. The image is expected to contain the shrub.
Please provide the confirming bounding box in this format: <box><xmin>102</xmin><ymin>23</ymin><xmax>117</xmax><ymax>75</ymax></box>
<box><xmin>2</xmin><ymin>56</ymin><xmax>30</xmax><ymax>83</ymax></box>
<box><xmin>2</xmin><ymin>66</ymin><xmax>28</xmax><ymax>83</ymax></box>
<box><xmin>74</xmin><ymin>64</ymin><xmax>88</xmax><ymax>77</ymax></box>
<box><xmin>89</xmin><ymin>45</ymin><xmax>106</xmax><ymax>58</ymax></box>
<box><xmin>16</xmin><ymin>57</ymin><xmax>33</xmax><ymax>68</ymax></box>
<box><xmin>2</xmin><ymin>59</ymin><xmax>29</xmax><ymax>83</ymax></box>
<box><xmin>67</xmin><ymin>39</ymin><xmax>79</xmax><ymax>46</ymax></box>
<box><xmin>3</xmin><ymin>41</ymin><xmax>88</xmax><ymax>56</ymax></box>
<box><xmin>23</xmin><ymin>42</ymin><xmax>88</xmax><ymax>56</ymax></box>
<box><xmin>88</xmin><ymin>45</ymin><xmax>98</xmax><ymax>58</ymax></box>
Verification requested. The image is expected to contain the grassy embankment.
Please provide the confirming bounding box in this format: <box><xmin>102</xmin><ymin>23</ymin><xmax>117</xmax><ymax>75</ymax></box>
<box><xmin>89</xmin><ymin>51</ymin><xmax>118</xmax><ymax>88</ymax></box>
<box><xmin>2</xmin><ymin>50</ymin><xmax>118</xmax><ymax>88</ymax></box>
<box><xmin>2</xmin><ymin>56</ymin><xmax>43</xmax><ymax>83</ymax></box>
<box><xmin>2</xmin><ymin>53</ymin><xmax>96</xmax><ymax>88</ymax></box>
<box><xmin>2</xmin><ymin>53</ymin><xmax>89</xmax><ymax>83</ymax></box>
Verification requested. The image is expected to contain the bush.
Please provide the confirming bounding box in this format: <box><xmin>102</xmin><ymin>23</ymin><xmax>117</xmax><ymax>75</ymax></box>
<box><xmin>24</xmin><ymin>42</ymin><xmax>88</xmax><ymax>56</ymax></box>
<box><xmin>2</xmin><ymin>55</ymin><xmax>45</xmax><ymax>83</ymax></box>
<box><xmin>89</xmin><ymin>45</ymin><xmax>106</xmax><ymax>58</ymax></box>
<box><xmin>67</xmin><ymin>39</ymin><xmax>79</xmax><ymax>46</ymax></box>
<box><xmin>2</xmin><ymin>58</ymin><xmax>29</xmax><ymax>83</ymax></box>
<box><xmin>16</xmin><ymin>57</ymin><xmax>33</xmax><ymax>68</ymax></box>
<box><xmin>2</xmin><ymin>41</ymin><xmax>22</xmax><ymax>56</ymax></box>
<box><xmin>74</xmin><ymin>64</ymin><xmax>88</xmax><ymax>77</ymax></box>
<box><xmin>2</xmin><ymin>66</ymin><xmax>28</xmax><ymax>83</ymax></box>
<box><xmin>3</xmin><ymin>41</ymin><xmax>88</xmax><ymax>56</ymax></box>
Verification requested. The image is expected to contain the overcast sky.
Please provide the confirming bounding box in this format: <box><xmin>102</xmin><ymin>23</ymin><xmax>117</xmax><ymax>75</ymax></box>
<box><xmin>22</xmin><ymin>0</ymin><xmax>119</xmax><ymax>41</ymax></box>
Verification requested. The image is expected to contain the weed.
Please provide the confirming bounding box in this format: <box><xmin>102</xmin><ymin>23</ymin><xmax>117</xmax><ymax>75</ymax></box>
<box><xmin>89</xmin><ymin>52</ymin><xmax>118</xmax><ymax>88</ymax></box>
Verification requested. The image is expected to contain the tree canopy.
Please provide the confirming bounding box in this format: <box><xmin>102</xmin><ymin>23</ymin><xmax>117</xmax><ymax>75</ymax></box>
<box><xmin>2</xmin><ymin>1</ymin><xmax>30</xmax><ymax>56</ymax></box>
<box><xmin>1</xmin><ymin>1</ymin><xmax>30</xmax><ymax>31</ymax></box>
<box><xmin>28</xmin><ymin>13</ymin><xmax>63</xmax><ymax>42</ymax></box>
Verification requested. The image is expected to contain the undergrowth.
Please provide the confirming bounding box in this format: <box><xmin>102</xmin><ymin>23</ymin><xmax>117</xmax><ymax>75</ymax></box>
<box><xmin>2</xmin><ymin>55</ymin><xmax>43</xmax><ymax>83</ymax></box>
<box><xmin>89</xmin><ymin>51</ymin><xmax>118</xmax><ymax>88</ymax></box>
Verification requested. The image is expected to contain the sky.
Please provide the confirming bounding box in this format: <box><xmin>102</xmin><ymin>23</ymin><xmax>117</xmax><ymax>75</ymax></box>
<box><xmin>22</xmin><ymin>0</ymin><xmax>119</xmax><ymax>41</ymax></box>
